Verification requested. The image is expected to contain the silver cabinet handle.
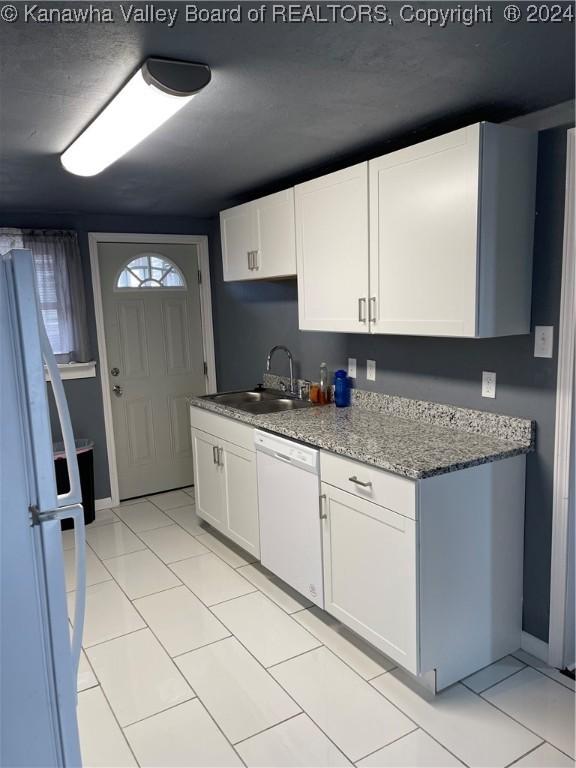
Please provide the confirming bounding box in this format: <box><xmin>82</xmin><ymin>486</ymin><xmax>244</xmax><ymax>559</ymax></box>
<box><xmin>218</xmin><ymin>447</ymin><xmax>224</xmax><ymax>466</ymax></box>
<box><xmin>253</xmin><ymin>250</ymin><xmax>259</xmax><ymax>271</ymax></box>
<box><xmin>112</xmin><ymin>384</ymin><xmax>123</xmax><ymax>397</ymax></box>
<box><xmin>358</xmin><ymin>298</ymin><xmax>367</xmax><ymax>323</ymax></box>
<box><xmin>319</xmin><ymin>493</ymin><xmax>327</xmax><ymax>520</ymax></box>
<box><xmin>349</xmin><ymin>475</ymin><xmax>372</xmax><ymax>488</ymax></box>
<box><xmin>247</xmin><ymin>251</ymin><xmax>253</xmax><ymax>270</ymax></box>
<box><xmin>369</xmin><ymin>297</ymin><xmax>377</xmax><ymax>323</ymax></box>
<box><xmin>212</xmin><ymin>445</ymin><xmax>218</xmax><ymax>464</ymax></box>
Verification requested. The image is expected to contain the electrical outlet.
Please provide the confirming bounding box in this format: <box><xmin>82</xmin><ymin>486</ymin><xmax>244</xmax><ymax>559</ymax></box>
<box><xmin>534</xmin><ymin>326</ymin><xmax>554</xmax><ymax>358</ymax></box>
<box><xmin>366</xmin><ymin>360</ymin><xmax>376</xmax><ymax>382</ymax></box>
<box><xmin>482</xmin><ymin>371</ymin><xmax>496</xmax><ymax>399</ymax></box>
<box><xmin>348</xmin><ymin>358</ymin><xmax>357</xmax><ymax>378</ymax></box>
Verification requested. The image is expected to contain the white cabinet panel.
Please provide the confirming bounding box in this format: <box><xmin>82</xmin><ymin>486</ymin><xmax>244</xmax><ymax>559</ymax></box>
<box><xmin>295</xmin><ymin>163</ymin><xmax>370</xmax><ymax>333</ymax></box>
<box><xmin>255</xmin><ymin>190</ymin><xmax>296</xmax><ymax>279</ymax></box>
<box><xmin>369</xmin><ymin>125</ymin><xmax>480</xmax><ymax>337</ymax></box>
<box><xmin>221</xmin><ymin>189</ymin><xmax>296</xmax><ymax>281</ymax></box>
<box><xmin>220</xmin><ymin>203</ymin><xmax>257</xmax><ymax>281</ymax></box>
<box><xmin>190</xmin><ymin>410</ymin><xmax>260</xmax><ymax>558</ymax></box>
<box><xmin>223</xmin><ymin>442</ymin><xmax>260</xmax><ymax>558</ymax></box>
<box><xmin>192</xmin><ymin>428</ymin><xmax>226</xmax><ymax>529</ymax></box>
<box><xmin>321</xmin><ymin>483</ymin><xmax>418</xmax><ymax>672</ymax></box>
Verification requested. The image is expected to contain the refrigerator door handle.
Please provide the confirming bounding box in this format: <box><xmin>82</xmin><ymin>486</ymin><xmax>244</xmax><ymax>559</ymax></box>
<box><xmin>40</xmin><ymin>324</ymin><xmax>82</xmax><ymax>508</ymax></box>
<box><xmin>35</xmin><ymin>503</ymin><xmax>86</xmax><ymax>679</ymax></box>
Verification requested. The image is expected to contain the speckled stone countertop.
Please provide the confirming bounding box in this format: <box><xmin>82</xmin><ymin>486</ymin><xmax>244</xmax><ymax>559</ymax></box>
<box><xmin>188</xmin><ymin>387</ymin><xmax>534</xmax><ymax>480</ymax></box>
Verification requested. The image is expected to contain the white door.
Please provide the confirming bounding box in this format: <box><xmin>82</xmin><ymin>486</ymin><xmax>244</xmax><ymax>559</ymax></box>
<box><xmin>99</xmin><ymin>242</ymin><xmax>207</xmax><ymax>499</ymax></box>
<box><xmin>220</xmin><ymin>202</ymin><xmax>257</xmax><ymax>281</ymax></box>
<box><xmin>295</xmin><ymin>163</ymin><xmax>370</xmax><ymax>333</ymax></box>
<box><xmin>222</xmin><ymin>441</ymin><xmax>260</xmax><ymax>558</ymax></box>
<box><xmin>254</xmin><ymin>189</ymin><xmax>296</xmax><ymax>279</ymax></box>
<box><xmin>192</xmin><ymin>428</ymin><xmax>226</xmax><ymax>528</ymax></box>
<box><xmin>369</xmin><ymin>126</ymin><xmax>480</xmax><ymax>337</ymax></box>
<box><xmin>322</xmin><ymin>483</ymin><xmax>418</xmax><ymax>672</ymax></box>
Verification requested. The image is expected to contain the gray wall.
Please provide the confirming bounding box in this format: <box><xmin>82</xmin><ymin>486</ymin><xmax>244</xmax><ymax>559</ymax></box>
<box><xmin>210</xmin><ymin>126</ymin><xmax>569</xmax><ymax>643</ymax></box>
<box><xmin>0</xmin><ymin>211</ymin><xmax>216</xmax><ymax>501</ymax></box>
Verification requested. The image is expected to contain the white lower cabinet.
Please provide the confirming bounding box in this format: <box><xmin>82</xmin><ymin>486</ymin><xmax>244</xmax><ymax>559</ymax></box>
<box><xmin>190</xmin><ymin>407</ymin><xmax>260</xmax><ymax>558</ymax></box>
<box><xmin>192</xmin><ymin>429</ymin><xmax>226</xmax><ymax>529</ymax></box>
<box><xmin>321</xmin><ymin>483</ymin><xmax>418</xmax><ymax>673</ymax></box>
<box><xmin>320</xmin><ymin>450</ymin><xmax>527</xmax><ymax>691</ymax></box>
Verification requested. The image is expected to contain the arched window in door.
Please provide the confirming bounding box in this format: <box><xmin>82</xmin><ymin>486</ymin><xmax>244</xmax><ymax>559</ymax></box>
<box><xmin>116</xmin><ymin>253</ymin><xmax>186</xmax><ymax>289</ymax></box>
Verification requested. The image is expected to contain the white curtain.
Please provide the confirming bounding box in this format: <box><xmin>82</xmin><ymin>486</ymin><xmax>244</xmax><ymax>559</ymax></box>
<box><xmin>22</xmin><ymin>230</ymin><xmax>90</xmax><ymax>363</ymax></box>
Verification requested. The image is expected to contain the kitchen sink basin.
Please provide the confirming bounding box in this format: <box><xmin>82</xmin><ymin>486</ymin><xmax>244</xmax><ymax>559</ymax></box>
<box><xmin>202</xmin><ymin>388</ymin><xmax>315</xmax><ymax>415</ymax></box>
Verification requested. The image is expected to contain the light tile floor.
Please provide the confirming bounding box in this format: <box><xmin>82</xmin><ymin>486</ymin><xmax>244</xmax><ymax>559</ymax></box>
<box><xmin>68</xmin><ymin>489</ymin><xmax>576</xmax><ymax>768</ymax></box>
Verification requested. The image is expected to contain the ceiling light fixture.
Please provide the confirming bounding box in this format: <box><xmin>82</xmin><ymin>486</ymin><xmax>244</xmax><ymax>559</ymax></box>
<box><xmin>61</xmin><ymin>58</ymin><xmax>211</xmax><ymax>176</ymax></box>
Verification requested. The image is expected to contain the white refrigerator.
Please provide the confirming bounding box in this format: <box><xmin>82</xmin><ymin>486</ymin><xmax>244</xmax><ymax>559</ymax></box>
<box><xmin>1</xmin><ymin>249</ymin><xmax>86</xmax><ymax>766</ymax></box>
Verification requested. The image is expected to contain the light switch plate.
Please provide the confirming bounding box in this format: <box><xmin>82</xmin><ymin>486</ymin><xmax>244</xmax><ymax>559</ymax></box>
<box><xmin>366</xmin><ymin>360</ymin><xmax>376</xmax><ymax>382</ymax></box>
<box><xmin>482</xmin><ymin>371</ymin><xmax>496</xmax><ymax>399</ymax></box>
<box><xmin>534</xmin><ymin>325</ymin><xmax>554</xmax><ymax>358</ymax></box>
<box><xmin>348</xmin><ymin>358</ymin><xmax>357</xmax><ymax>378</ymax></box>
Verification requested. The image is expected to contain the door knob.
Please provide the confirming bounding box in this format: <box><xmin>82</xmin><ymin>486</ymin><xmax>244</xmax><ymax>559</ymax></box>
<box><xmin>112</xmin><ymin>384</ymin><xmax>123</xmax><ymax>397</ymax></box>
<box><xmin>110</xmin><ymin>367</ymin><xmax>120</xmax><ymax>377</ymax></box>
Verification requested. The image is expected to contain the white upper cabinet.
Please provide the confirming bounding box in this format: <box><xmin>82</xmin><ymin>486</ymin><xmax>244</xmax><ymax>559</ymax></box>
<box><xmin>295</xmin><ymin>163</ymin><xmax>370</xmax><ymax>333</ymax></box>
<box><xmin>221</xmin><ymin>189</ymin><xmax>296</xmax><ymax>281</ymax></box>
<box><xmin>369</xmin><ymin>123</ymin><xmax>537</xmax><ymax>337</ymax></box>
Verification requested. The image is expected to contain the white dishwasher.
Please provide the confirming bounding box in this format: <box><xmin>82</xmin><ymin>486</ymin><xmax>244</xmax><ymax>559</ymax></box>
<box><xmin>255</xmin><ymin>430</ymin><xmax>324</xmax><ymax>608</ymax></box>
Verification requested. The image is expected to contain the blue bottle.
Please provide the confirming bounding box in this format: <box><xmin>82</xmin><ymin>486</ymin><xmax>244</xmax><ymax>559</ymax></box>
<box><xmin>333</xmin><ymin>369</ymin><xmax>351</xmax><ymax>407</ymax></box>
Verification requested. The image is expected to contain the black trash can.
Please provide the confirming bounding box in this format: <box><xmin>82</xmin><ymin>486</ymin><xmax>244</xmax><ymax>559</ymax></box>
<box><xmin>53</xmin><ymin>439</ymin><xmax>96</xmax><ymax>529</ymax></box>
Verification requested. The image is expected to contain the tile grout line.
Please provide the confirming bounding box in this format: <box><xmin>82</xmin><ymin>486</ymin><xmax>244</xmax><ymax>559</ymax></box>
<box><xmin>82</xmin><ymin>683</ymin><xmax>141</xmax><ymax>767</ymax></box>
<box><xmin>367</xmin><ymin>677</ymin><xmax>472</xmax><ymax>768</ymax></box>
<box><xmin>462</xmin><ymin>664</ymin><xmax>527</xmax><ymax>696</ymax></box>
<box><xmin>504</xmin><ymin>741</ymin><xmax>556</xmax><ymax>768</ymax></box>
<box><xmin>478</xmin><ymin>685</ymin><xmax>566</xmax><ymax>755</ymax></box>
<box><xmin>510</xmin><ymin>652</ymin><xmax>576</xmax><ymax>692</ymax></box>
<box><xmin>350</xmin><ymin>725</ymin><xmax>420</xmax><ymax>765</ymax></box>
<box><xmin>230</xmin><ymin>711</ymin><xmax>304</xmax><ymax>747</ymax></box>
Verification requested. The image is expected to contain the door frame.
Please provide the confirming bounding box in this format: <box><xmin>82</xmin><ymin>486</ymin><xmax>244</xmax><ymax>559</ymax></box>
<box><xmin>548</xmin><ymin>128</ymin><xmax>575</xmax><ymax>670</ymax></box>
<box><xmin>88</xmin><ymin>232</ymin><xmax>217</xmax><ymax>507</ymax></box>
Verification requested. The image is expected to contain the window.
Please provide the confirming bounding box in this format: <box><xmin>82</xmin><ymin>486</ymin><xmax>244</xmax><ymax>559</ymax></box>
<box><xmin>116</xmin><ymin>254</ymin><xmax>186</xmax><ymax>289</ymax></box>
<box><xmin>0</xmin><ymin>228</ymin><xmax>91</xmax><ymax>365</ymax></box>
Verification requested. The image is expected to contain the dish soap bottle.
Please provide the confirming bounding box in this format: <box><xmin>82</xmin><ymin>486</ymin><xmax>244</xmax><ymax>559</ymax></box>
<box><xmin>319</xmin><ymin>362</ymin><xmax>329</xmax><ymax>405</ymax></box>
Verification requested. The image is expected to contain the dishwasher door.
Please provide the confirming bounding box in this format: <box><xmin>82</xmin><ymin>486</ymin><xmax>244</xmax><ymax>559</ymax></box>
<box><xmin>255</xmin><ymin>431</ymin><xmax>323</xmax><ymax>608</ymax></box>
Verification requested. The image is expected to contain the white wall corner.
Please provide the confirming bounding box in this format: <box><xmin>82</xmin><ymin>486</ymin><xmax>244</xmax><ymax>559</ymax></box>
<box><xmin>521</xmin><ymin>631</ymin><xmax>549</xmax><ymax>662</ymax></box>
<box><xmin>94</xmin><ymin>497</ymin><xmax>113</xmax><ymax>512</ymax></box>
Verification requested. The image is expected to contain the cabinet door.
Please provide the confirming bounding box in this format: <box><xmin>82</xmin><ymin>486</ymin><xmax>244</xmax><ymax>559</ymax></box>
<box><xmin>222</xmin><ymin>441</ymin><xmax>260</xmax><ymax>558</ymax></box>
<box><xmin>191</xmin><ymin>428</ymin><xmax>226</xmax><ymax>530</ymax></box>
<box><xmin>322</xmin><ymin>483</ymin><xmax>418</xmax><ymax>672</ymax></box>
<box><xmin>220</xmin><ymin>203</ymin><xmax>257</xmax><ymax>281</ymax></box>
<box><xmin>296</xmin><ymin>163</ymin><xmax>370</xmax><ymax>333</ymax></box>
<box><xmin>369</xmin><ymin>125</ymin><xmax>480</xmax><ymax>337</ymax></box>
<box><xmin>255</xmin><ymin>189</ymin><xmax>296</xmax><ymax>279</ymax></box>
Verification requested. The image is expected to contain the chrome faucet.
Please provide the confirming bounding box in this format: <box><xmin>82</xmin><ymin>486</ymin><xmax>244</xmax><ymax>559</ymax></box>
<box><xmin>266</xmin><ymin>345</ymin><xmax>295</xmax><ymax>395</ymax></box>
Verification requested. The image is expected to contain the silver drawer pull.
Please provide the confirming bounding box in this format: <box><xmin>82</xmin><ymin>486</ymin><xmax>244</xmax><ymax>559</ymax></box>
<box><xmin>349</xmin><ymin>475</ymin><xmax>372</xmax><ymax>488</ymax></box>
<box><xmin>213</xmin><ymin>446</ymin><xmax>219</xmax><ymax>464</ymax></box>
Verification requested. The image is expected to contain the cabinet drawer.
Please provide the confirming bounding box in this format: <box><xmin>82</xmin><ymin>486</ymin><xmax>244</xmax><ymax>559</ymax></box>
<box><xmin>189</xmin><ymin>407</ymin><xmax>254</xmax><ymax>452</ymax></box>
<box><xmin>320</xmin><ymin>451</ymin><xmax>416</xmax><ymax>520</ymax></box>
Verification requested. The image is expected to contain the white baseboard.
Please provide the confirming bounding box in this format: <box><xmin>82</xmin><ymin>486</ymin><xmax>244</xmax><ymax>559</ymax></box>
<box><xmin>94</xmin><ymin>497</ymin><xmax>113</xmax><ymax>511</ymax></box>
<box><xmin>521</xmin><ymin>631</ymin><xmax>549</xmax><ymax>662</ymax></box>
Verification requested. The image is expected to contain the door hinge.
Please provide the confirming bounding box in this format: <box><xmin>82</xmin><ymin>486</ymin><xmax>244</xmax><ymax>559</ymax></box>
<box><xmin>198</xmin><ymin>269</ymin><xmax>202</xmax><ymax>284</ymax></box>
<box><xmin>203</xmin><ymin>361</ymin><xmax>208</xmax><ymax>376</ymax></box>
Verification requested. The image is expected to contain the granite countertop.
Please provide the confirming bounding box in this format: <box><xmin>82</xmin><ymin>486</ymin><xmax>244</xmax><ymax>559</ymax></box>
<box><xmin>188</xmin><ymin>392</ymin><xmax>534</xmax><ymax>480</ymax></box>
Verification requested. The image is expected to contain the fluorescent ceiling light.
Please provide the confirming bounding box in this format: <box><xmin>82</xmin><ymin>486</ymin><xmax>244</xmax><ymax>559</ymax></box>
<box><xmin>61</xmin><ymin>58</ymin><xmax>211</xmax><ymax>176</ymax></box>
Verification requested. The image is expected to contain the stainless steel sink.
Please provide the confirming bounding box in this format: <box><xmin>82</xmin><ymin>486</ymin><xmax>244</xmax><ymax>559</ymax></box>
<box><xmin>202</xmin><ymin>388</ymin><xmax>315</xmax><ymax>415</ymax></box>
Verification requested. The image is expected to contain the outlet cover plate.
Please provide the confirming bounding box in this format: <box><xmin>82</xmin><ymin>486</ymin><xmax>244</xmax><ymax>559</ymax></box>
<box><xmin>348</xmin><ymin>358</ymin><xmax>357</xmax><ymax>378</ymax></box>
<box><xmin>534</xmin><ymin>326</ymin><xmax>554</xmax><ymax>358</ymax></box>
<box><xmin>482</xmin><ymin>371</ymin><xmax>496</xmax><ymax>399</ymax></box>
<box><xmin>367</xmin><ymin>360</ymin><xmax>376</xmax><ymax>382</ymax></box>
